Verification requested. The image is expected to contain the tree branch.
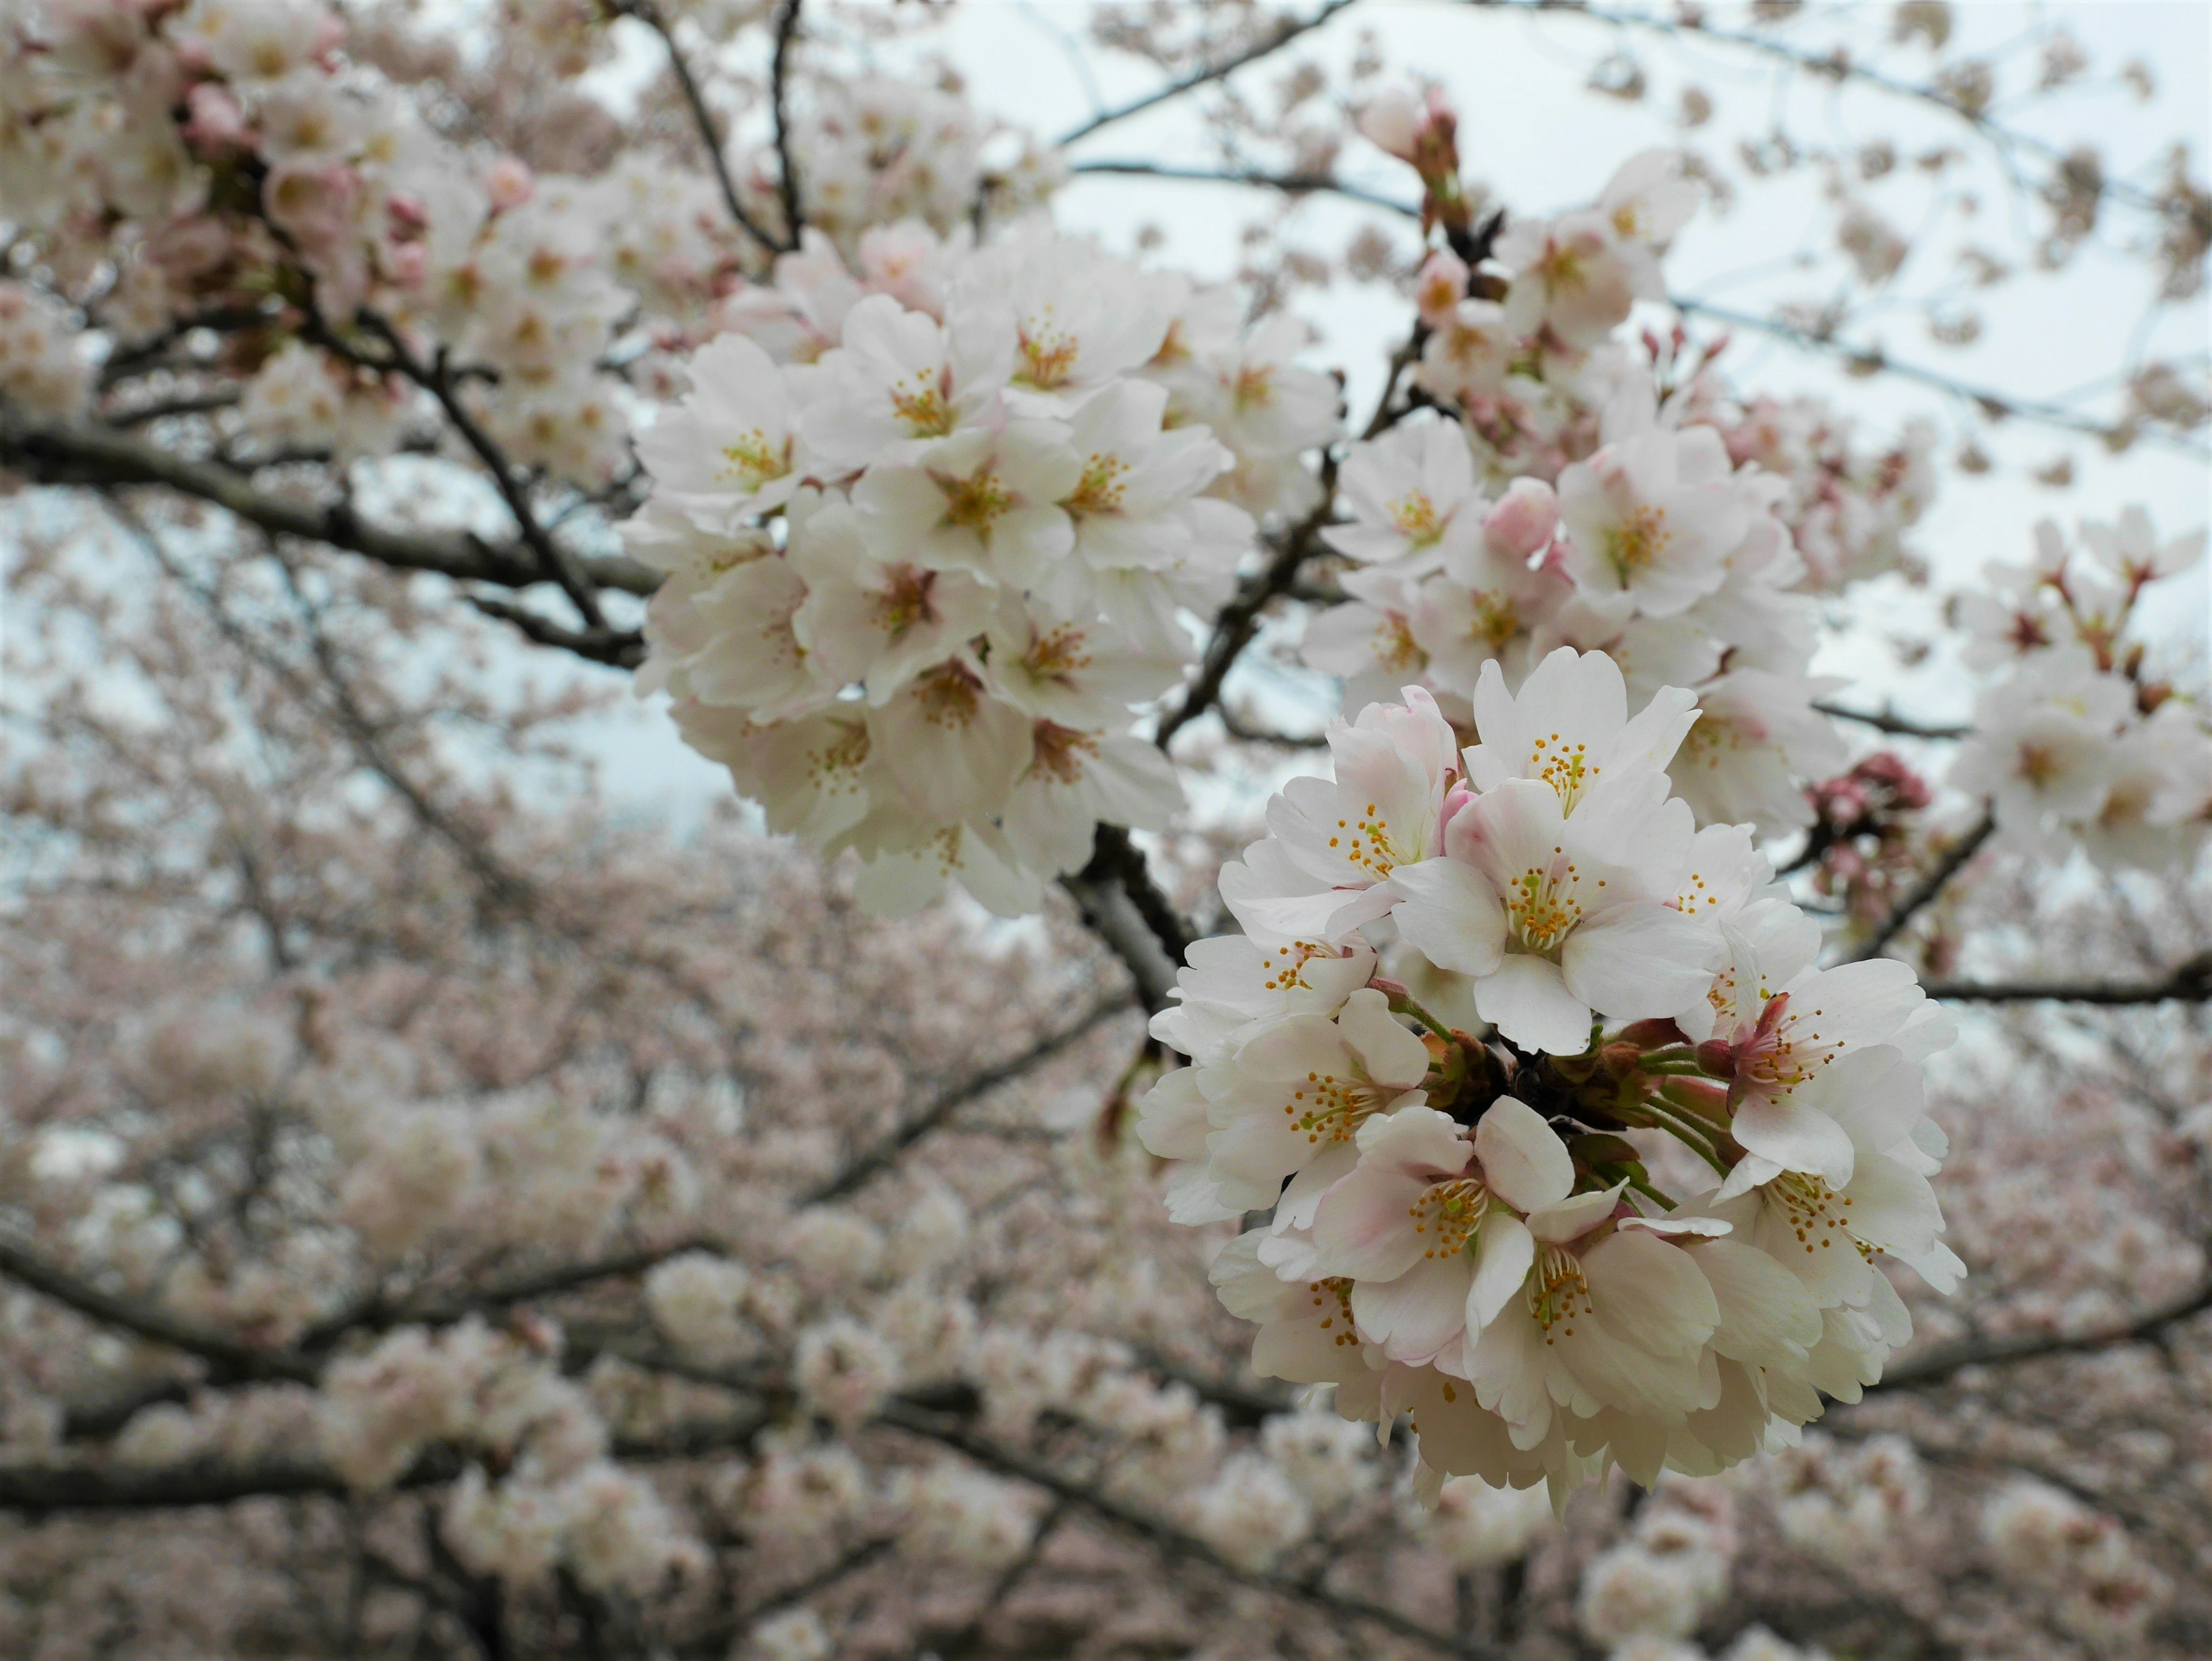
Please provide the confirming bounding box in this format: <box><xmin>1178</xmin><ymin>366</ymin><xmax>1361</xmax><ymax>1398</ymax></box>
<box><xmin>1676</xmin><ymin>298</ymin><xmax>2211</xmax><ymax>457</ymax></box>
<box><xmin>874</xmin><ymin>1398</ymin><xmax>1506</xmax><ymax>1661</ymax></box>
<box><xmin>608</xmin><ymin>0</ymin><xmax>789</xmax><ymax>255</ymax></box>
<box><xmin>1054</xmin><ymin>0</ymin><xmax>1365</xmax><ymax>147</ymax></box>
<box><xmin>770</xmin><ymin>0</ymin><xmax>805</xmax><ymax>243</ymax></box>
<box><xmin>1874</xmin><ymin>1272</ymin><xmax>2212</xmax><ymax>1390</ymax></box>
<box><xmin>0</xmin><ymin>414</ymin><xmax>657</xmax><ymax>597</ymax></box>
<box><xmin>0</xmin><ymin>1226</ymin><xmax>317</xmax><ymax>1385</ymax></box>
<box><xmin>1847</xmin><ymin>809</ymin><xmax>1995</xmax><ymax>962</ymax></box>
<box><xmin>1921</xmin><ymin>953</ymin><xmax>2212</xmax><ymax>1004</ymax></box>
<box><xmin>1067</xmin><ymin>159</ymin><xmax>1418</xmax><ymax>215</ymax></box>
<box><xmin>1816</xmin><ymin>702</ymin><xmax>1970</xmax><ymax>741</ymax></box>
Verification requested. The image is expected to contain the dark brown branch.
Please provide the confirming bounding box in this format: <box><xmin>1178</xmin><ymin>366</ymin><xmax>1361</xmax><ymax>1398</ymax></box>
<box><xmin>770</xmin><ymin>0</ymin><xmax>805</xmax><ymax>242</ymax></box>
<box><xmin>1054</xmin><ymin>0</ymin><xmax>1365</xmax><ymax>146</ymax></box>
<box><xmin>806</xmin><ymin>992</ymin><xmax>1138</xmax><ymax>1202</ymax></box>
<box><xmin>608</xmin><ymin>0</ymin><xmax>788</xmax><ymax>255</ymax></box>
<box><xmin>1921</xmin><ymin>952</ymin><xmax>2212</xmax><ymax>1005</ymax></box>
<box><xmin>467</xmin><ymin>595</ymin><xmax>645</xmax><ymax>669</ymax></box>
<box><xmin>1874</xmin><ymin>1273</ymin><xmax>2212</xmax><ymax>1390</ymax></box>
<box><xmin>1816</xmin><ymin>702</ymin><xmax>1970</xmax><ymax>741</ymax></box>
<box><xmin>0</xmin><ymin>414</ymin><xmax>656</xmax><ymax>596</ymax></box>
<box><xmin>0</xmin><ymin>1227</ymin><xmax>317</xmax><ymax>1385</ymax></box>
<box><xmin>1847</xmin><ymin>810</ymin><xmax>1995</xmax><ymax>963</ymax></box>
<box><xmin>346</xmin><ymin>312</ymin><xmax>611</xmax><ymax>631</ymax></box>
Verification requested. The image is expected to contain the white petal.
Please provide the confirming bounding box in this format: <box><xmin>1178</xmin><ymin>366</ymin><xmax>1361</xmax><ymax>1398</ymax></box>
<box><xmin>1466</xmin><ymin>1213</ymin><xmax>1536</xmax><ymax>1333</ymax></box>
<box><xmin>1386</xmin><ymin>857</ymin><xmax>1508</xmax><ymax>977</ymax></box>
<box><xmin>1473</xmin><ymin>1098</ymin><xmax>1574</xmax><ymax>1213</ymax></box>
<box><xmin>1336</xmin><ymin>987</ymin><xmax>1433</xmax><ymax>1090</ymax></box>
<box><xmin>1472</xmin><ymin>955</ymin><xmax>1593</xmax><ymax>1055</ymax></box>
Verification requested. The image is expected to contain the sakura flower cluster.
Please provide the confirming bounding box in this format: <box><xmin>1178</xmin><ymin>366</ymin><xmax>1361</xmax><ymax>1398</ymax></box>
<box><xmin>1951</xmin><ymin>509</ymin><xmax>2211</xmax><ymax>869</ymax></box>
<box><xmin>1308</xmin><ymin>153</ymin><xmax>1931</xmax><ymax>837</ymax></box>
<box><xmin>1141</xmin><ymin>649</ymin><xmax>1963</xmax><ymax>1503</ymax></box>
<box><xmin>631</xmin><ymin>221</ymin><xmax>1339</xmax><ymax>913</ymax></box>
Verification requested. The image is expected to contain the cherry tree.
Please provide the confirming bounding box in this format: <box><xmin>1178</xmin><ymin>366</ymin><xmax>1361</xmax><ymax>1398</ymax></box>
<box><xmin>1</xmin><ymin>1</ymin><xmax>2209</xmax><ymax>1657</ymax></box>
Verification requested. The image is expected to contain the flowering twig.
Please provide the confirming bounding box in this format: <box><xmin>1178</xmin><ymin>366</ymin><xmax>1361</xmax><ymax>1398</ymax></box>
<box><xmin>1053</xmin><ymin>0</ymin><xmax>1366</xmax><ymax>147</ymax></box>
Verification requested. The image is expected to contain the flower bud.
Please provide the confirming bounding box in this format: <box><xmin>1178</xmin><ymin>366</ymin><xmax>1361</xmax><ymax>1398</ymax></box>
<box><xmin>1414</xmin><ymin>249</ymin><xmax>1468</xmax><ymax>327</ymax></box>
<box><xmin>1483</xmin><ymin>479</ymin><xmax>1560</xmax><ymax>560</ymax></box>
<box><xmin>486</xmin><ymin>156</ymin><xmax>536</xmax><ymax>213</ymax></box>
<box><xmin>1693</xmin><ymin>1039</ymin><xmax>1736</xmax><ymax>1079</ymax></box>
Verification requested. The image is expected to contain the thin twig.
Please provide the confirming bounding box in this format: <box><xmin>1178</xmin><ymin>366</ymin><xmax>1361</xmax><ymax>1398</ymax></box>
<box><xmin>609</xmin><ymin>0</ymin><xmax>788</xmax><ymax>255</ymax></box>
<box><xmin>1068</xmin><ymin>158</ymin><xmax>1418</xmax><ymax>215</ymax></box>
<box><xmin>1054</xmin><ymin>0</ymin><xmax>1365</xmax><ymax>147</ymax></box>
<box><xmin>1847</xmin><ymin>809</ymin><xmax>1995</xmax><ymax>962</ymax></box>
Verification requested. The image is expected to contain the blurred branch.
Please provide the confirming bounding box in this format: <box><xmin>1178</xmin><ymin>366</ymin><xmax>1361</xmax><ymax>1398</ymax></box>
<box><xmin>874</xmin><ymin>1398</ymin><xmax>1509</xmax><ymax>1661</ymax></box>
<box><xmin>1055</xmin><ymin>0</ymin><xmax>1365</xmax><ymax>146</ymax></box>
<box><xmin>1067</xmin><ymin>158</ymin><xmax>1418</xmax><ymax>215</ymax></box>
<box><xmin>1816</xmin><ymin>702</ymin><xmax>1970</xmax><ymax>741</ymax></box>
<box><xmin>466</xmin><ymin>595</ymin><xmax>646</xmax><ymax>670</ymax></box>
<box><xmin>1847</xmin><ymin>809</ymin><xmax>1995</xmax><ymax>962</ymax></box>
<box><xmin>606</xmin><ymin>0</ymin><xmax>788</xmax><ymax>255</ymax></box>
<box><xmin>771</xmin><ymin>0</ymin><xmax>805</xmax><ymax>242</ymax></box>
<box><xmin>0</xmin><ymin>413</ymin><xmax>657</xmax><ymax>596</ymax></box>
<box><xmin>1875</xmin><ymin>1270</ymin><xmax>2212</xmax><ymax>1390</ymax></box>
<box><xmin>1676</xmin><ymin>298</ymin><xmax>2211</xmax><ymax>458</ymax></box>
<box><xmin>299</xmin><ymin>996</ymin><xmax>1137</xmax><ymax>1345</ymax></box>
<box><xmin>1922</xmin><ymin>952</ymin><xmax>2212</xmax><ymax>1004</ymax></box>
<box><xmin>0</xmin><ymin>1225</ymin><xmax>317</xmax><ymax>1386</ymax></box>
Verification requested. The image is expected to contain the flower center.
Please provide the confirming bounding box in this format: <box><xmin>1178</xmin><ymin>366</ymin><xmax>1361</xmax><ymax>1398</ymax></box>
<box><xmin>1524</xmin><ymin>731</ymin><xmax>1598</xmax><ymax>811</ymax></box>
<box><xmin>1021</xmin><ymin>623</ymin><xmax>1094</xmax><ymax>685</ymax></box>
<box><xmin>1505</xmin><ymin>847</ymin><xmax>1585</xmax><ymax>954</ymax></box>
<box><xmin>1325</xmin><ymin>800</ymin><xmax>1411</xmax><ymax>879</ymax></box>
<box><xmin>1281</xmin><ymin>1068</ymin><xmax>1395</xmax><ymax>1147</ymax></box>
<box><xmin>1389</xmin><ymin>491</ymin><xmax>1444</xmax><ymax>547</ymax></box>
<box><xmin>913</xmin><ymin>661</ymin><xmax>987</xmax><ymax>729</ymax></box>
<box><xmin>1407</xmin><ymin>1177</ymin><xmax>1490</xmax><ymax>1258</ymax></box>
<box><xmin>888</xmin><ymin>369</ymin><xmax>955</xmax><ymax>437</ymax></box>
<box><xmin>1027</xmin><ymin>721</ymin><xmax>1097</xmax><ymax>785</ymax></box>
<box><xmin>1304</xmin><ymin>1278</ymin><xmax>1359</xmax><ymax>1347</ymax></box>
<box><xmin>934</xmin><ymin>466</ymin><xmax>1014</xmax><ymax>534</ymax></box>
<box><xmin>1770</xmin><ymin>1172</ymin><xmax>1870</xmax><ymax>1259</ymax></box>
<box><xmin>1018</xmin><ymin>323</ymin><xmax>1080</xmax><ymax>388</ymax></box>
<box><xmin>867</xmin><ymin>567</ymin><xmax>938</xmax><ymax>640</ymax></box>
<box><xmin>1065</xmin><ymin>452</ymin><xmax>1129</xmax><ymax>517</ymax></box>
<box><xmin>718</xmin><ymin>429</ymin><xmax>791</xmax><ymax>491</ymax></box>
<box><xmin>1605</xmin><ymin>504</ymin><xmax>1673</xmax><ymax>582</ymax></box>
<box><xmin>1527</xmin><ymin>1244</ymin><xmax>1594</xmax><ymax>1342</ymax></box>
<box><xmin>1259</xmin><ymin>940</ymin><xmax>1353</xmax><ymax>994</ymax></box>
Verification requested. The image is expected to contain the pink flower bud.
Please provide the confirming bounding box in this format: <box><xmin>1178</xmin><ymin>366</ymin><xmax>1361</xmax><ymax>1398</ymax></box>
<box><xmin>1693</xmin><ymin>1039</ymin><xmax>1736</xmax><ymax>1079</ymax></box>
<box><xmin>1414</xmin><ymin>248</ymin><xmax>1468</xmax><ymax>328</ymax></box>
<box><xmin>385</xmin><ymin>192</ymin><xmax>427</xmax><ymax>233</ymax></box>
<box><xmin>1483</xmin><ymin>479</ymin><xmax>1560</xmax><ymax>561</ymax></box>
<box><xmin>486</xmin><ymin>156</ymin><xmax>535</xmax><ymax>213</ymax></box>
<box><xmin>385</xmin><ymin>241</ymin><xmax>426</xmax><ymax>286</ymax></box>
<box><xmin>1355</xmin><ymin>89</ymin><xmax>1426</xmax><ymax>163</ymax></box>
<box><xmin>181</xmin><ymin>84</ymin><xmax>248</xmax><ymax>155</ymax></box>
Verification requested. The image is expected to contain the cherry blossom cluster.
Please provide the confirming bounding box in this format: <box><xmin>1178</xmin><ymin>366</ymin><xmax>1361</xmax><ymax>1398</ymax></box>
<box><xmin>630</xmin><ymin>221</ymin><xmax>1339</xmax><ymax>913</ymax></box>
<box><xmin>1141</xmin><ymin>650</ymin><xmax>1963</xmax><ymax>1503</ymax></box>
<box><xmin>1305</xmin><ymin>153</ymin><xmax>1915</xmax><ymax>838</ymax></box>
<box><xmin>1950</xmin><ymin>509</ymin><xmax>2211</xmax><ymax>868</ymax></box>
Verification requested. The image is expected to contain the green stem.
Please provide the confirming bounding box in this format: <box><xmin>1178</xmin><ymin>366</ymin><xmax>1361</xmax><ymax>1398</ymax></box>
<box><xmin>1631</xmin><ymin>1101</ymin><xmax>1732</xmax><ymax>1177</ymax></box>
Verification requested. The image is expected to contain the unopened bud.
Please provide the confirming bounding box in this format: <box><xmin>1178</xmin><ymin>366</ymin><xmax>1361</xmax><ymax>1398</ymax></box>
<box><xmin>1483</xmin><ymin>478</ymin><xmax>1560</xmax><ymax>561</ymax></box>
<box><xmin>1694</xmin><ymin>1039</ymin><xmax>1736</xmax><ymax>1079</ymax></box>
<box><xmin>1600</xmin><ymin>1042</ymin><xmax>1643</xmax><ymax>1080</ymax></box>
